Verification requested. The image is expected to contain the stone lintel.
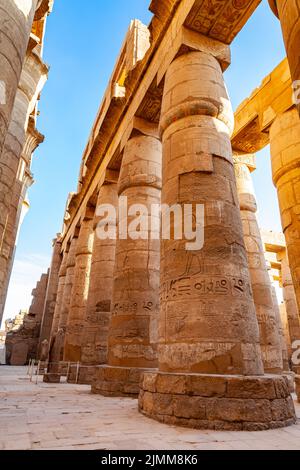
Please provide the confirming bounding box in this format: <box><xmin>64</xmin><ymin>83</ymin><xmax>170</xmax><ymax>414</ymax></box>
<box><xmin>261</xmin><ymin>230</ymin><xmax>286</xmax><ymax>254</ymax></box>
<box><xmin>139</xmin><ymin>372</ymin><xmax>296</xmax><ymax>431</ymax></box>
<box><xmin>157</xmin><ymin>26</ymin><xmax>231</xmax><ymax>85</ymax></box>
<box><xmin>121</xmin><ymin>117</ymin><xmax>159</xmax><ymax>151</ymax></box>
<box><xmin>232</xmin><ymin>58</ymin><xmax>292</xmax><ymax>154</ymax></box>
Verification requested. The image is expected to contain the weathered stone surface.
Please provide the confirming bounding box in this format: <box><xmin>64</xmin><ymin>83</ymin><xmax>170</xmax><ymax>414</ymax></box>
<box><xmin>81</xmin><ymin>183</ymin><xmax>118</xmax><ymax>367</ymax></box>
<box><xmin>64</xmin><ymin>218</ymin><xmax>94</xmax><ymax>362</ymax></box>
<box><xmin>158</xmin><ymin>50</ymin><xmax>263</xmax><ymax>376</ymax></box>
<box><xmin>139</xmin><ymin>372</ymin><xmax>296</xmax><ymax>430</ymax></box>
<box><xmin>92</xmin><ymin>365</ymin><xmax>149</xmax><ymax>398</ymax></box>
<box><xmin>270</xmin><ymin>109</ymin><xmax>300</xmax><ymax>316</ymax></box>
<box><xmin>296</xmin><ymin>376</ymin><xmax>300</xmax><ymax>403</ymax></box>
<box><xmin>38</xmin><ymin>238</ymin><xmax>62</xmax><ymax>354</ymax></box>
<box><xmin>234</xmin><ymin>153</ymin><xmax>283</xmax><ymax>373</ymax></box>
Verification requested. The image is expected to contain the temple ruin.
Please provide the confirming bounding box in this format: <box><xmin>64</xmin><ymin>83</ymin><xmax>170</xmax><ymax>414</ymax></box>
<box><xmin>1</xmin><ymin>0</ymin><xmax>300</xmax><ymax>434</ymax></box>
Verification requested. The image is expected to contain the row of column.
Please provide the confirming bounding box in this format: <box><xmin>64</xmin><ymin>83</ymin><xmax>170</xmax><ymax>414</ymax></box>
<box><xmin>45</xmin><ymin>47</ymin><xmax>298</xmax><ymax>430</ymax></box>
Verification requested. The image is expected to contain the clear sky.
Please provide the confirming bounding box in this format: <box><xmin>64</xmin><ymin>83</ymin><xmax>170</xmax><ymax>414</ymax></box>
<box><xmin>2</xmin><ymin>0</ymin><xmax>287</xmax><ymax>327</ymax></box>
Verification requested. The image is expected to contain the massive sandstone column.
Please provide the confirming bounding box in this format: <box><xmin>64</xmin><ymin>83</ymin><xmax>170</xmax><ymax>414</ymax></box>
<box><xmin>80</xmin><ymin>183</ymin><xmax>118</xmax><ymax>383</ymax></box>
<box><xmin>139</xmin><ymin>50</ymin><xmax>295</xmax><ymax>430</ymax></box>
<box><xmin>64</xmin><ymin>217</ymin><xmax>94</xmax><ymax>363</ymax></box>
<box><xmin>92</xmin><ymin>133</ymin><xmax>161</xmax><ymax>397</ymax></box>
<box><xmin>233</xmin><ymin>153</ymin><xmax>283</xmax><ymax>373</ymax></box>
<box><xmin>0</xmin><ymin>0</ymin><xmax>37</xmax><ymax>155</ymax></box>
<box><xmin>270</xmin><ymin>109</ymin><xmax>300</xmax><ymax>317</ymax></box>
<box><xmin>0</xmin><ymin>47</ymin><xmax>47</xmax><ymax>324</ymax></box>
<box><xmin>38</xmin><ymin>237</ymin><xmax>62</xmax><ymax>355</ymax></box>
<box><xmin>50</xmin><ymin>249</ymin><xmax>68</xmax><ymax>338</ymax></box>
<box><xmin>58</xmin><ymin>237</ymin><xmax>78</xmax><ymax>336</ymax></box>
<box><xmin>278</xmin><ymin>250</ymin><xmax>300</xmax><ymax>348</ymax></box>
<box><xmin>269</xmin><ymin>0</ymin><xmax>300</xmax><ymax>114</ymax></box>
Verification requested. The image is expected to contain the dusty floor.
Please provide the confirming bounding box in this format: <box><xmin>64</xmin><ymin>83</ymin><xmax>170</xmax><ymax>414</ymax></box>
<box><xmin>0</xmin><ymin>366</ymin><xmax>300</xmax><ymax>450</ymax></box>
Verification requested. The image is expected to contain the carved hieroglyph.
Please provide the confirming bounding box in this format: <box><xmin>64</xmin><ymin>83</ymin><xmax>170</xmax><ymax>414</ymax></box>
<box><xmin>157</xmin><ymin>51</ymin><xmax>262</xmax><ymax>376</ymax></box>
<box><xmin>107</xmin><ymin>135</ymin><xmax>161</xmax><ymax>370</ymax></box>
<box><xmin>139</xmin><ymin>48</ymin><xmax>296</xmax><ymax>431</ymax></box>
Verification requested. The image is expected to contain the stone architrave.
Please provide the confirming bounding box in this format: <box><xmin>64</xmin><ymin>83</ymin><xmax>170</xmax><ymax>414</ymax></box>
<box><xmin>139</xmin><ymin>49</ymin><xmax>296</xmax><ymax>430</ymax></box>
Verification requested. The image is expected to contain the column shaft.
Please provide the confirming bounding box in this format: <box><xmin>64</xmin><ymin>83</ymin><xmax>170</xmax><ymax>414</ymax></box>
<box><xmin>0</xmin><ymin>0</ymin><xmax>37</xmax><ymax>154</ymax></box>
<box><xmin>81</xmin><ymin>183</ymin><xmax>118</xmax><ymax>366</ymax></box>
<box><xmin>64</xmin><ymin>219</ymin><xmax>94</xmax><ymax>363</ymax></box>
<box><xmin>92</xmin><ymin>133</ymin><xmax>161</xmax><ymax>397</ymax></box>
<box><xmin>38</xmin><ymin>238</ymin><xmax>62</xmax><ymax>355</ymax></box>
<box><xmin>281</xmin><ymin>251</ymin><xmax>300</xmax><ymax>345</ymax></box>
<box><xmin>234</xmin><ymin>156</ymin><xmax>283</xmax><ymax>373</ymax></box>
<box><xmin>139</xmin><ymin>50</ymin><xmax>295</xmax><ymax>431</ymax></box>
<box><xmin>270</xmin><ymin>109</ymin><xmax>300</xmax><ymax>317</ymax></box>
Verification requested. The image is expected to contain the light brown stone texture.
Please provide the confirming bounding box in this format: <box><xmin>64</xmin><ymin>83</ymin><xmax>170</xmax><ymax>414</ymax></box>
<box><xmin>50</xmin><ymin>250</ymin><xmax>68</xmax><ymax>338</ymax></box>
<box><xmin>270</xmin><ymin>109</ymin><xmax>300</xmax><ymax>319</ymax></box>
<box><xmin>234</xmin><ymin>153</ymin><xmax>283</xmax><ymax>373</ymax></box>
<box><xmin>139</xmin><ymin>49</ymin><xmax>297</xmax><ymax>430</ymax></box>
<box><xmin>158</xmin><ymin>50</ymin><xmax>262</xmax><ymax>377</ymax></box>
<box><xmin>64</xmin><ymin>218</ymin><xmax>94</xmax><ymax>363</ymax></box>
<box><xmin>81</xmin><ymin>183</ymin><xmax>118</xmax><ymax>367</ymax></box>
<box><xmin>279</xmin><ymin>250</ymin><xmax>300</xmax><ymax>346</ymax></box>
<box><xmin>92</xmin><ymin>133</ymin><xmax>162</xmax><ymax>397</ymax></box>
<box><xmin>0</xmin><ymin>0</ymin><xmax>37</xmax><ymax>155</ymax></box>
<box><xmin>296</xmin><ymin>376</ymin><xmax>300</xmax><ymax>403</ymax></box>
<box><xmin>38</xmin><ymin>237</ymin><xmax>62</xmax><ymax>356</ymax></box>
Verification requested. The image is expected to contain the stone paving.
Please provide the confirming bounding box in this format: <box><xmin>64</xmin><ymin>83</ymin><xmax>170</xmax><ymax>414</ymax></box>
<box><xmin>0</xmin><ymin>366</ymin><xmax>300</xmax><ymax>450</ymax></box>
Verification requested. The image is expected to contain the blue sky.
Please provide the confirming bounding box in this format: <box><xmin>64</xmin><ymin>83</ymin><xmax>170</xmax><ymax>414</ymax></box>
<box><xmin>2</xmin><ymin>0</ymin><xmax>287</xmax><ymax>326</ymax></box>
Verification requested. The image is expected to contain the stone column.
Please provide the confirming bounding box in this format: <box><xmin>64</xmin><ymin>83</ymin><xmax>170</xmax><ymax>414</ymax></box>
<box><xmin>270</xmin><ymin>109</ymin><xmax>300</xmax><ymax>317</ymax></box>
<box><xmin>278</xmin><ymin>250</ymin><xmax>300</xmax><ymax>347</ymax></box>
<box><xmin>64</xmin><ymin>217</ymin><xmax>94</xmax><ymax>364</ymax></box>
<box><xmin>0</xmin><ymin>0</ymin><xmax>38</xmax><ymax>155</ymax></box>
<box><xmin>233</xmin><ymin>153</ymin><xmax>283</xmax><ymax>373</ymax></box>
<box><xmin>50</xmin><ymin>249</ymin><xmax>68</xmax><ymax>338</ymax></box>
<box><xmin>38</xmin><ymin>237</ymin><xmax>62</xmax><ymax>356</ymax></box>
<box><xmin>92</xmin><ymin>133</ymin><xmax>162</xmax><ymax>398</ymax></box>
<box><xmin>80</xmin><ymin>183</ymin><xmax>118</xmax><ymax>384</ymax></box>
<box><xmin>44</xmin><ymin>247</ymin><xmax>68</xmax><ymax>383</ymax></box>
<box><xmin>58</xmin><ymin>237</ymin><xmax>78</xmax><ymax>336</ymax></box>
<box><xmin>139</xmin><ymin>50</ymin><xmax>295</xmax><ymax>430</ymax></box>
<box><xmin>0</xmin><ymin>49</ymin><xmax>47</xmax><ymax>325</ymax></box>
<box><xmin>269</xmin><ymin>0</ymin><xmax>300</xmax><ymax>114</ymax></box>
